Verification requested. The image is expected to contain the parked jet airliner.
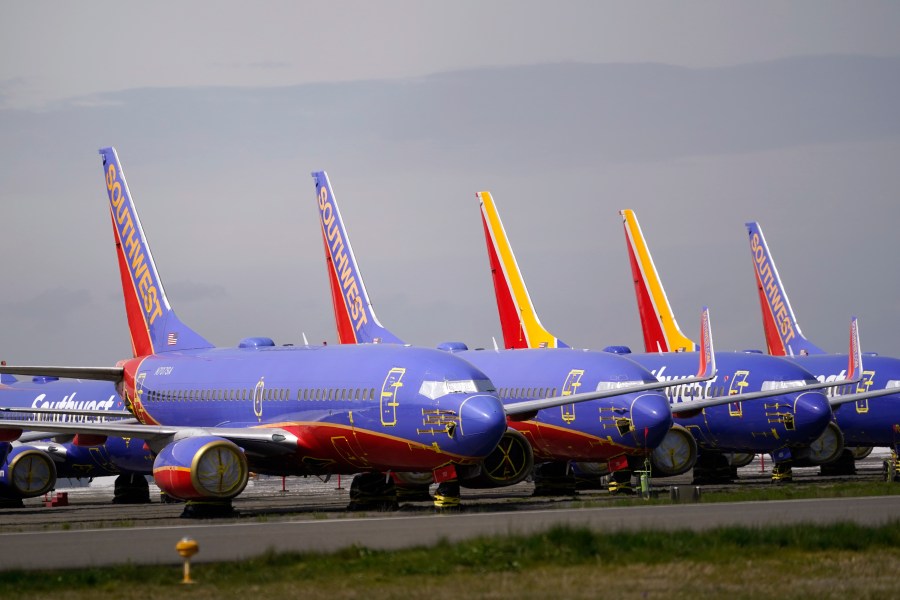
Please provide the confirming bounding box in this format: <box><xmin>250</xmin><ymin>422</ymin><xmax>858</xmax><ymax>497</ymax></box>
<box><xmin>0</xmin><ymin>148</ymin><xmax>662</xmax><ymax>515</ymax></box>
<box><xmin>616</xmin><ymin>209</ymin><xmax>876</xmax><ymax>480</ymax></box>
<box><xmin>0</xmin><ymin>374</ymin><xmax>151</xmax><ymax>506</ymax></box>
<box><xmin>309</xmin><ymin>172</ymin><xmax>784</xmax><ymax>496</ymax></box>
<box><xmin>477</xmin><ymin>194</ymin><xmax>854</xmax><ymax>483</ymax></box>
<box><xmin>746</xmin><ymin>221</ymin><xmax>900</xmax><ymax>479</ymax></box>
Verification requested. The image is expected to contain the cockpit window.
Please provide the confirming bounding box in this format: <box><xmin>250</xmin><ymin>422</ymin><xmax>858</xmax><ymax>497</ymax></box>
<box><xmin>419</xmin><ymin>379</ymin><xmax>496</xmax><ymax>399</ymax></box>
<box><xmin>886</xmin><ymin>380</ymin><xmax>900</xmax><ymax>389</ymax></box>
<box><xmin>761</xmin><ymin>380</ymin><xmax>810</xmax><ymax>391</ymax></box>
<box><xmin>596</xmin><ymin>380</ymin><xmax>643</xmax><ymax>392</ymax></box>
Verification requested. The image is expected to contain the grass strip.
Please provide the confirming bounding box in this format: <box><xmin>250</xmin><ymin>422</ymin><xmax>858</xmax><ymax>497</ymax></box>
<box><xmin>2</xmin><ymin>521</ymin><xmax>899</xmax><ymax>599</ymax></box>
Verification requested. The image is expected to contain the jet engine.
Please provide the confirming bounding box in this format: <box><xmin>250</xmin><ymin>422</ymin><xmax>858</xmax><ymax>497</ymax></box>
<box><xmin>0</xmin><ymin>443</ymin><xmax>57</xmax><ymax>499</ymax></box>
<box><xmin>649</xmin><ymin>424</ymin><xmax>698</xmax><ymax>477</ymax></box>
<box><xmin>798</xmin><ymin>421</ymin><xmax>845</xmax><ymax>465</ymax></box>
<box><xmin>457</xmin><ymin>428</ymin><xmax>534</xmax><ymax>488</ymax></box>
<box><xmin>152</xmin><ymin>436</ymin><xmax>249</xmax><ymax>500</ymax></box>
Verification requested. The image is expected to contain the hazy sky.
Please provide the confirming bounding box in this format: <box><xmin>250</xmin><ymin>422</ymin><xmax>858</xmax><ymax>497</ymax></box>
<box><xmin>2</xmin><ymin>2</ymin><xmax>900</xmax><ymax>366</ymax></box>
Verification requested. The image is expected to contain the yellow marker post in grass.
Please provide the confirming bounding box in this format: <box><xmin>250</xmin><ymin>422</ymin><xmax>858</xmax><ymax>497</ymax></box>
<box><xmin>176</xmin><ymin>537</ymin><xmax>199</xmax><ymax>584</ymax></box>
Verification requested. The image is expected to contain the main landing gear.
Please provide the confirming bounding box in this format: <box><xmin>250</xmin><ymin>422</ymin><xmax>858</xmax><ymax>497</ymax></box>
<box><xmin>347</xmin><ymin>472</ymin><xmax>399</xmax><ymax>511</ymax></box>
<box><xmin>180</xmin><ymin>499</ymin><xmax>238</xmax><ymax>519</ymax></box>
<box><xmin>771</xmin><ymin>462</ymin><xmax>793</xmax><ymax>483</ymax></box>
<box><xmin>113</xmin><ymin>474</ymin><xmax>151</xmax><ymax>504</ymax></box>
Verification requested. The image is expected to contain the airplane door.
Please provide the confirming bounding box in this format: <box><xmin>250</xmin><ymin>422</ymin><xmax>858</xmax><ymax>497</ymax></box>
<box><xmin>380</xmin><ymin>368</ymin><xmax>405</xmax><ymax>426</ymax></box>
<box><xmin>560</xmin><ymin>370</ymin><xmax>584</xmax><ymax>424</ymax></box>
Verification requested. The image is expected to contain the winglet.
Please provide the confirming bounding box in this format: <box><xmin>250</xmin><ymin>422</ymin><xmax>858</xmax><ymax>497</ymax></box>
<box><xmin>847</xmin><ymin>316</ymin><xmax>862</xmax><ymax>382</ymax></box>
<box><xmin>478</xmin><ymin>191</ymin><xmax>569</xmax><ymax>349</ymax></box>
<box><xmin>696</xmin><ymin>306</ymin><xmax>716</xmax><ymax>380</ymax></box>
<box><xmin>745</xmin><ymin>222</ymin><xmax>824</xmax><ymax>356</ymax></box>
<box><xmin>620</xmin><ymin>210</ymin><xmax>697</xmax><ymax>353</ymax></box>
<box><xmin>312</xmin><ymin>171</ymin><xmax>403</xmax><ymax>345</ymax></box>
<box><xmin>99</xmin><ymin>147</ymin><xmax>213</xmax><ymax>357</ymax></box>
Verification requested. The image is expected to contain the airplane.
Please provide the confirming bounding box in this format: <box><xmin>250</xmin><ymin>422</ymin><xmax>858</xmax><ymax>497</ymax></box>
<box><xmin>310</xmin><ymin>171</ymin><xmax>779</xmax><ymax>497</ymax></box>
<box><xmin>0</xmin><ymin>372</ymin><xmax>152</xmax><ymax>507</ymax></box>
<box><xmin>746</xmin><ymin>221</ymin><xmax>900</xmax><ymax>480</ymax></box>
<box><xmin>477</xmin><ymin>194</ymin><xmax>857</xmax><ymax>484</ymax></box>
<box><xmin>617</xmin><ymin>209</ymin><xmax>884</xmax><ymax>480</ymax></box>
<box><xmin>0</xmin><ymin>148</ymin><xmax>646</xmax><ymax>517</ymax></box>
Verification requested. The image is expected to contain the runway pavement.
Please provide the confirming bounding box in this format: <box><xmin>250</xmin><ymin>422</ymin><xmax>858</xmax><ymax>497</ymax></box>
<box><xmin>1</xmin><ymin>450</ymin><xmax>897</xmax><ymax>571</ymax></box>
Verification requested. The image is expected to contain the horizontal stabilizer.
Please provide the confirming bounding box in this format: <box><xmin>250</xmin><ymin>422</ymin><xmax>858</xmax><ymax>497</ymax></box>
<box><xmin>0</xmin><ymin>365</ymin><xmax>124</xmax><ymax>382</ymax></box>
<box><xmin>0</xmin><ymin>418</ymin><xmax>300</xmax><ymax>453</ymax></box>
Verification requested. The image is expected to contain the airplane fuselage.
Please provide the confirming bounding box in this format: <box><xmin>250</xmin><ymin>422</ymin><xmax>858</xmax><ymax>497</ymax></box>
<box><xmin>121</xmin><ymin>343</ymin><xmax>508</xmax><ymax>475</ymax></box>
<box><xmin>0</xmin><ymin>378</ymin><xmax>151</xmax><ymax>477</ymax></box>
<box><xmin>622</xmin><ymin>351</ymin><xmax>832</xmax><ymax>454</ymax></box>
<box><xmin>452</xmin><ymin>347</ymin><xmax>673</xmax><ymax>462</ymax></box>
<box><xmin>786</xmin><ymin>354</ymin><xmax>900</xmax><ymax>448</ymax></box>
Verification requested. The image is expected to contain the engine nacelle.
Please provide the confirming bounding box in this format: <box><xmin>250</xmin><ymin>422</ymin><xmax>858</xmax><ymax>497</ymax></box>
<box><xmin>153</xmin><ymin>436</ymin><xmax>249</xmax><ymax>501</ymax></box>
<box><xmin>0</xmin><ymin>443</ymin><xmax>57</xmax><ymax>499</ymax></box>
<box><xmin>794</xmin><ymin>421</ymin><xmax>845</xmax><ymax>466</ymax></box>
<box><xmin>649</xmin><ymin>424</ymin><xmax>698</xmax><ymax>477</ymax></box>
<box><xmin>458</xmin><ymin>428</ymin><xmax>533</xmax><ymax>489</ymax></box>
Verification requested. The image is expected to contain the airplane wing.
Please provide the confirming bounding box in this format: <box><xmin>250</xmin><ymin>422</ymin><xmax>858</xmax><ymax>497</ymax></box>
<box><xmin>506</xmin><ymin>307</ymin><xmax>717</xmax><ymax>417</ymax></box>
<box><xmin>828</xmin><ymin>384</ymin><xmax>900</xmax><ymax>407</ymax></box>
<box><xmin>672</xmin><ymin>316</ymin><xmax>863</xmax><ymax>413</ymax></box>
<box><xmin>0</xmin><ymin>407</ymin><xmax>134</xmax><ymax>419</ymax></box>
<box><xmin>0</xmin><ymin>366</ymin><xmax>124</xmax><ymax>381</ymax></box>
<box><xmin>0</xmin><ymin>419</ymin><xmax>300</xmax><ymax>455</ymax></box>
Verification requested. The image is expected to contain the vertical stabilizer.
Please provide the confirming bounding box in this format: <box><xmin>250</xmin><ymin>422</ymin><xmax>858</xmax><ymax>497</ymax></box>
<box><xmin>745</xmin><ymin>222</ymin><xmax>824</xmax><ymax>356</ymax></box>
<box><xmin>312</xmin><ymin>171</ymin><xmax>404</xmax><ymax>345</ymax></box>
<box><xmin>99</xmin><ymin>147</ymin><xmax>214</xmax><ymax>357</ymax></box>
<box><xmin>620</xmin><ymin>210</ymin><xmax>697</xmax><ymax>353</ymax></box>
<box><xmin>478</xmin><ymin>191</ymin><xmax>569</xmax><ymax>349</ymax></box>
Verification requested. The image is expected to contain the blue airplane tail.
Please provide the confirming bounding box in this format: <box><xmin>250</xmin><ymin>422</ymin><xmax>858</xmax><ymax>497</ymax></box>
<box><xmin>745</xmin><ymin>221</ymin><xmax>824</xmax><ymax>356</ymax></box>
<box><xmin>99</xmin><ymin>147</ymin><xmax>214</xmax><ymax>357</ymax></box>
<box><xmin>312</xmin><ymin>171</ymin><xmax>404</xmax><ymax>345</ymax></box>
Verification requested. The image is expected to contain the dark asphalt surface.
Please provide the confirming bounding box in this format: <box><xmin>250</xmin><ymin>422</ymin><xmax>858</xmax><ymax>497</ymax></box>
<box><xmin>1</xmin><ymin>451</ymin><xmax>897</xmax><ymax>571</ymax></box>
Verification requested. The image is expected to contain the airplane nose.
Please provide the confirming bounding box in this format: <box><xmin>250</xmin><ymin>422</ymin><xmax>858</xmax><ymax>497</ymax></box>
<box><xmin>630</xmin><ymin>392</ymin><xmax>674</xmax><ymax>448</ymax></box>
<box><xmin>457</xmin><ymin>394</ymin><xmax>507</xmax><ymax>458</ymax></box>
<box><xmin>792</xmin><ymin>391</ymin><xmax>832</xmax><ymax>441</ymax></box>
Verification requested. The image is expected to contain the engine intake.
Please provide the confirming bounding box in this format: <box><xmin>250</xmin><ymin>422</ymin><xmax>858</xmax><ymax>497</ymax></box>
<box><xmin>0</xmin><ymin>444</ymin><xmax>57</xmax><ymax>499</ymax></box>
<box><xmin>649</xmin><ymin>424</ymin><xmax>698</xmax><ymax>477</ymax></box>
<box><xmin>153</xmin><ymin>436</ymin><xmax>249</xmax><ymax>500</ymax></box>
<box><xmin>458</xmin><ymin>428</ymin><xmax>533</xmax><ymax>488</ymax></box>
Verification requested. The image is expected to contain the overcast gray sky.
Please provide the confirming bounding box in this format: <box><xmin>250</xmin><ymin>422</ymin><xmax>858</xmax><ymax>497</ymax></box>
<box><xmin>2</xmin><ymin>2</ymin><xmax>900</xmax><ymax>365</ymax></box>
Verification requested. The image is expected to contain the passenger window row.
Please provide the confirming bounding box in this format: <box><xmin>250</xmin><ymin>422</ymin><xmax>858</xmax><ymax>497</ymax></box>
<box><xmin>142</xmin><ymin>386</ymin><xmax>380</xmax><ymax>403</ymax></box>
<box><xmin>497</xmin><ymin>387</ymin><xmax>558</xmax><ymax>400</ymax></box>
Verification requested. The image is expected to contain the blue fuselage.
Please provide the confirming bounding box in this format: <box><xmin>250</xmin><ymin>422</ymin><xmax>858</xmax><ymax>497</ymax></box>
<box><xmin>786</xmin><ymin>354</ymin><xmax>900</xmax><ymax>449</ymax></box>
<box><xmin>455</xmin><ymin>347</ymin><xmax>673</xmax><ymax>462</ymax></box>
<box><xmin>623</xmin><ymin>351</ymin><xmax>832</xmax><ymax>453</ymax></box>
<box><xmin>125</xmin><ymin>343</ymin><xmax>507</xmax><ymax>475</ymax></box>
<box><xmin>0</xmin><ymin>378</ymin><xmax>151</xmax><ymax>476</ymax></box>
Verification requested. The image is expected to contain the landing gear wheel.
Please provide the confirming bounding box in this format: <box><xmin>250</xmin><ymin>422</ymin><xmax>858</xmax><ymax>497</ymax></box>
<box><xmin>725</xmin><ymin>452</ymin><xmax>755</xmax><ymax>469</ymax></box>
<box><xmin>113</xmin><ymin>474</ymin><xmax>151</xmax><ymax>504</ymax></box>
<box><xmin>180</xmin><ymin>499</ymin><xmax>238</xmax><ymax>519</ymax></box>
<box><xmin>607</xmin><ymin>469</ymin><xmax>634</xmax><ymax>495</ymax></box>
<box><xmin>819</xmin><ymin>449</ymin><xmax>856</xmax><ymax>476</ymax></box>
<box><xmin>348</xmin><ymin>473</ymin><xmax>398</xmax><ymax>511</ymax></box>
<box><xmin>848</xmin><ymin>446</ymin><xmax>873</xmax><ymax>460</ymax></box>
<box><xmin>692</xmin><ymin>452</ymin><xmax>736</xmax><ymax>484</ymax></box>
<box><xmin>433</xmin><ymin>480</ymin><xmax>461</xmax><ymax>511</ymax></box>
<box><xmin>771</xmin><ymin>462</ymin><xmax>793</xmax><ymax>483</ymax></box>
<box><xmin>532</xmin><ymin>462</ymin><xmax>576</xmax><ymax>497</ymax></box>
